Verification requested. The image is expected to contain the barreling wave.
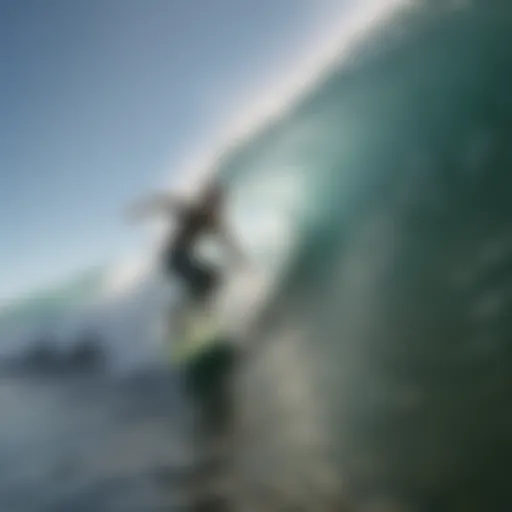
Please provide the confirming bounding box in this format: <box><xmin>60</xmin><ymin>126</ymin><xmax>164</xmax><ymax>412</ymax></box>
<box><xmin>215</xmin><ymin>1</ymin><xmax>512</xmax><ymax>511</ymax></box>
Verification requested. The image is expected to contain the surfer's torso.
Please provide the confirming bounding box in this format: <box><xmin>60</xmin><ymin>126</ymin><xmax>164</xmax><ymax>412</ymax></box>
<box><xmin>164</xmin><ymin>201</ymin><xmax>222</xmax><ymax>299</ymax></box>
<box><xmin>173</xmin><ymin>203</ymin><xmax>219</xmax><ymax>248</ymax></box>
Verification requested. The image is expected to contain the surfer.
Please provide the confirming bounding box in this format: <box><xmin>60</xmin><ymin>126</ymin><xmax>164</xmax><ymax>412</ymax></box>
<box><xmin>129</xmin><ymin>181</ymin><xmax>242</xmax><ymax>510</ymax></box>
<box><xmin>128</xmin><ymin>179</ymin><xmax>245</xmax><ymax>302</ymax></box>
<box><xmin>129</xmin><ymin>180</ymin><xmax>250</xmax><ymax>512</ymax></box>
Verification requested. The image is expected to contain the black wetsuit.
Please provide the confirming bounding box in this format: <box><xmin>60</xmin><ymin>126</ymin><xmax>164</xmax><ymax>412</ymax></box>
<box><xmin>165</xmin><ymin>206</ymin><xmax>219</xmax><ymax>299</ymax></box>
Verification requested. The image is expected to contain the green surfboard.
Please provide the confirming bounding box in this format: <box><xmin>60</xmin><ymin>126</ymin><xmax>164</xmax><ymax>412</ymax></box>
<box><xmin>171</xmin><ymin>307</ymin><xmax>223</xmax><ymax>365</ymax></box>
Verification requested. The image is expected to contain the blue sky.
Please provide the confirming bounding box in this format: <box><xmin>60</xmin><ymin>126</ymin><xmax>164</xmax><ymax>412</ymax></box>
<box><xmin>1</xmin><ymin>0</ymin><xmax>348</xmax><ymax>301</ymax></box>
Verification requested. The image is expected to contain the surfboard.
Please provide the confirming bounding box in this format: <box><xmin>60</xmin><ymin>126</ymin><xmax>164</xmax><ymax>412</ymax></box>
<box><xmin>171</xmin><ymin>305</ymin><xmax>223</xmax><ymax>365</ymax></box>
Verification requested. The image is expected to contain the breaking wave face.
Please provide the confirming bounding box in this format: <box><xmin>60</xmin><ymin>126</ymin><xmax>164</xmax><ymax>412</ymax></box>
<box><xmin>200</xmin><ymin>2</ymin><xmax>512</xmax><ymax>511</ymax></box>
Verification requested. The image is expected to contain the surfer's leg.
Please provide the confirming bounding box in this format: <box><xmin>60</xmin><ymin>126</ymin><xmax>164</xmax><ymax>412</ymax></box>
<box><xmin>190</xmin><ymin>344</ymin><xmax>236</xmax><ymax>431</ymax></box>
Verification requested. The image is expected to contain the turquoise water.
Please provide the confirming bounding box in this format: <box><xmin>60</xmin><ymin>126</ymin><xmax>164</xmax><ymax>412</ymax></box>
<box><xmin>216</xmin><ymin>2</ymin><xmax>512</xmax><ymax>511</ymax></box>
<box><xmin>216</xmin><ymin>2</ymin><xmax>511</xmax><ymax>296</ymax></box>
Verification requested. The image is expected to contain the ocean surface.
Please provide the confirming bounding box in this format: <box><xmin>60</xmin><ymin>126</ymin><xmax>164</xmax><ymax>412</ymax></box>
<box><xmin>0</xmin><ymin>369</ymin><xmax>201</xmax><ymax>511</ymax></box>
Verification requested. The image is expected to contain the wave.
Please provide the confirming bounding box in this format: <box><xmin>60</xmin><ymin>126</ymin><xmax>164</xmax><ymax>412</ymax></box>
<box><xmin>228</xmin><ymin>1</ymin><xmax>512</xmax><ymax>509</ymax></box>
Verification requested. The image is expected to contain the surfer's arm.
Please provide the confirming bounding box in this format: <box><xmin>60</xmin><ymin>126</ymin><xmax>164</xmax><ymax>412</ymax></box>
<box><xmin>126</xmin><ymin>193</ymin><xmax>187</xmax><ymax>221</ymax></box>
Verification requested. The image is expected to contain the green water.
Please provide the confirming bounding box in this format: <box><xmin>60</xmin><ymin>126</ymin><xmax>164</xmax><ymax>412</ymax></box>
<box><xmin>209</xmin><ymin>2</ymin><xmax>512</xmax><ymax>510</ymax></box>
